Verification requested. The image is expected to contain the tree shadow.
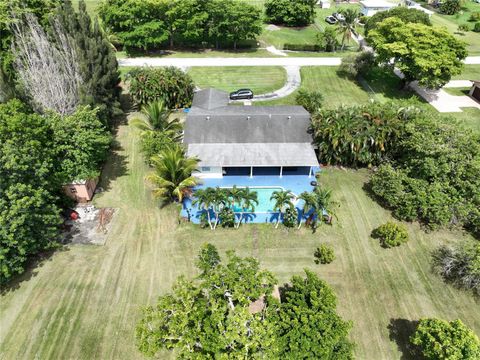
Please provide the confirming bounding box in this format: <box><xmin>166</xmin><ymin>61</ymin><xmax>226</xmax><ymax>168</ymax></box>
<box><xmin>1</xmin><ymin>247</ymin><xmax>70</xmax><ymax>296</ymax></box>
<box><xmin>388</xmin><ymin>318</ymin><xmax>424</xmax><ymax>360</ymax></box>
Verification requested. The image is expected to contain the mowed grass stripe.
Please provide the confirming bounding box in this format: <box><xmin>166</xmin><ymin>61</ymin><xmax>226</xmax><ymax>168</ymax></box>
<box><xmin>187</xmin><ymin>66</ymin><xmax>287</xmax><ymax>95</ymax></box>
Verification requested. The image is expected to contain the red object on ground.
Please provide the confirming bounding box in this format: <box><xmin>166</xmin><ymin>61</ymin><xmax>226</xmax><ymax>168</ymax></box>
<box><xmin>70</xmin><ymin>211</ymin><xmax>79</xmax><ymax>220</ymax></box>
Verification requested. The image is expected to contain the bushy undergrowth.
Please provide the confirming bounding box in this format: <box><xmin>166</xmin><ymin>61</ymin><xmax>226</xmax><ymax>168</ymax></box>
<box><xmin>372</xmin><ymin>222</ymin><xmax>409</xmax><ymax>248</ymax></box>
<box><xmin>314</xmin><ymin>244</ymin><xmax>335</xmax><ymax>264</ymax></box>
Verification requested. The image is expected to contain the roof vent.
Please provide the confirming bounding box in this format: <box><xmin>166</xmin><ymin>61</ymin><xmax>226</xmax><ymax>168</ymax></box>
<box><xmin>247</xmin><ymin>116</ymin><xmax>251</xmax><ymax>120</ymax></box>
<box><xmin>206</xmin><ymin>116</ymin><xmax>210</xmax><ymax>121</ymax></box>
<box><xmin>287</xmin><ymin>115</ymin><xmax>292</xmax><ymax>119</ymax></box>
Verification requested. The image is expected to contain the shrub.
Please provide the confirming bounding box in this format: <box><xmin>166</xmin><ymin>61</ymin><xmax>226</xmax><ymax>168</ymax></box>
<box><xmin>432</xmin><ymin>241</ymin><xmax>480</xmax><ymax>295</ymax></box>
<box><xmin>314</xmin><ymin>244</ymin><xmax>335</xmax><ymax>264</ymax></box>
<box><xmin>265</xmin><ymin>0</ymin><xmax>316</xmax><ymax>26</ymax></box>
<box><xmin>372</xmin><ymin>222</ymin><xmax>409</xmax><ymax>248</ymax></box>
<box><xmin>127</xmin><ymin>67</ymin><xmax>194</xmax><ymax>108</ymax></box>
<box><xmin>440</xmin><ymin>0</ymin><xmax>461</xmax><ymax>15</ymax></box>
<box><xmin>283</xmin><ymin>207</ymin><xmax>298</xmax><ymax>228</ymax></box>
<box><xmin>411</xmin><ymin>318</ymin><xmax>480</xmax><ymax>359</ymax></box>
<box><xmin>283</xmin><ymin>43</ymin><xmax>320</xmax><ymax>51</ymax></box>
<box><xmin>338</xmin><ymin>51</ymin><xmax>375</xmax><ymax>79</ymax></box>
<box><xmin>469</xmin><ymin>12</ymin><xmax>480</xmax><ymax>22</ymax></box>
<box><xmin>474</xmin><ymin>22</ymin><xmax>480</xmax><ymax>32</ymax></box>
<box><xmin>219</xmin><ymin>207</ymin><xmax>235</xmax><ymax>228</ymax></box>
<box><xmin>316</xmin><ymin>27</ymin><xmax>339</xmax><ymax>52</ymax></box>
<box><xmin>295</xmin><ymin>89</ymin><xmax>324</xmax><ymax>114</ymax></box>
<box><xmin>458</xmin><ymin>24</ymin><xmax>470</xmax><ymax>32</ymax></box>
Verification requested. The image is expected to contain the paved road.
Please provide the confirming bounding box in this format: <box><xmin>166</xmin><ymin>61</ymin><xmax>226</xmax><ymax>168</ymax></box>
<box><xmin>119</xmin><ymin>56</ymin><xmax>480</xmax><ymax>67</ymax></box>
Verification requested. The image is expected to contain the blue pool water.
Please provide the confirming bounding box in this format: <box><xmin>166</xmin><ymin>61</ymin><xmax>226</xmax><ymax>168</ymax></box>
<box><xmin>227</xmin><ymin>186</ymin><xmax>285</xmax><ymax>213</ymax></box>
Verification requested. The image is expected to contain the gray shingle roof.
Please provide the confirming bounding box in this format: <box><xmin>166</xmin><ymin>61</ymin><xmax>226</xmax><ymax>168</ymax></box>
<box><xmin>191</xmin><ymin>88</ymin><xmax>229</xmax><ymax>110</ymax></box>
<box><xmin>188</xmin><ymin>143</ymin><xmax>319</xmax><ymax>167</ymax></box>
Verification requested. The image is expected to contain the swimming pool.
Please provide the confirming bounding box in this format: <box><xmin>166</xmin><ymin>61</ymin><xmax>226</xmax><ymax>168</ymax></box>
<box><xmin>224</xmin><ymin>186</ymin><xmax>291</xmax><ymax>213</ymax></box>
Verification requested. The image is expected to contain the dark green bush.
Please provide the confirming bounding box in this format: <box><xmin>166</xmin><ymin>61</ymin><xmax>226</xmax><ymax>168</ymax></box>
<box><xmin>372</xmin><ymin>222</ymin><xmax>409</xmax><ymax>248</ymax></box>
<box><xmin>283</xmin><ymin>207</ymin><xmax>298</xmax><ymax>228</ymax></box>
<box><xmin>440</xmin><ymin>0</ymin><xmax>461</xmax><ymax>15</ymax></box>
<box><xmin>283</xmin><ymin>43</ymin><xmax>320</xmax><ymax>51</ymax></box>
<box><xmin>474</xmin><ymin>22</ymin><xmax>480</xmax><ymax>32</ymax></box>
<box><xmin>314</xmin><ymin>244</ymin><xmax>335</xmax><ymax>264</ymax></box>
<box><xmin>469</xmin><ymin>12</ymin><xmax>480</xmax><ymax>22</ymax></box>
<box><xmin>295</xmin><ymin>89</ymin><xmax>324</xmax><ymax>114</ymax></box>
<box><xmin>338</xmin><ymin>50</ymin><xmax>375</xmax><ymax>79</ymax></box>
<box><xmin>127</xmin><ymin>67</ymin><xmax>194</xmax><ymax>108</ymax></box>
<box><xmin>458</xmin><ymin>24</ymin><xmax>470</xmax><ymax>32</ymax></box>
<box><xmin>219</xmin><ymin>207</ymin><xmax>235</xmax><ymax>228</ymax></box>
<box><xmin>265</xmin><ymin>0</ymin><xmax>316</xmax><ymax>26</ymax></box>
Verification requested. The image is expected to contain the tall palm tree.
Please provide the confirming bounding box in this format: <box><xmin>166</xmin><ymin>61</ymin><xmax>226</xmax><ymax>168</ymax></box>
<box><xmin>336</xmin><ymin>8</ymin><xmax>359</xmax><ymax>50</ymax></box>
<box><xmin>228</xmin><ymin>186</ymin><xmax>246</xmax><ymax>227</ymax></box>
<box><xmin>193</xmin><ymin>187</ymin><xmax>215</xmax><ymax>229</ymax></box>
<box><xmin>212</xmin><ymin>187</ymin><xmax>229</xmax><ymax>230</ymax></box>
<box><xmin>146</xmin><ymin>145</ymin><xmax>200</xmax><ymax>205</ymax></box>
<box><xmin>236</xmin><ymin>188</ymin><xmax>258</xmax><ymax>228</ymax></box>
<box><xmin>270</xmin><ymin>190</ymin><xmax>295</xmax><ymax>228</ymax></box>
<box><xmin>298</xmin><ymin>187</ymin><xmax>338</xmax><ymax>229</ymax></box>
<box><xmin>131</xmin><ymin>100</ymin><xmax>182</xmax><ymax>141</ymax></box>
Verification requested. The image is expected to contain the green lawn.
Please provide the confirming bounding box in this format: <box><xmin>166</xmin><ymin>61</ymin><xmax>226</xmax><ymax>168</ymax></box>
<box><xmin>1</xmin><ymin>121</ymin><xmax>477</xmax><ymax>359</ymax></box>
<box><xmin>443</xmin><ymin>87</ymin><xmax>471</xmax><ymax>96</ymax></box>
<box><xmin>452</xmin><ymin>64</ymin><xmax>480</xmax><ymax>79</ymax></box>
<box><xmin>187</xmin><ymin>66</ymin><xmax>287</xmax><ymax>94</ymax></box>
<box><xmin>447</xmin><ymin>108</ymin><xmax>480</xmax><ymax>133</ymax></box>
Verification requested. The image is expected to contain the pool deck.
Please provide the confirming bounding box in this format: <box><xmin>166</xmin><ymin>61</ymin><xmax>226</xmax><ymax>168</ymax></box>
<box><xmin>182</xmin><ymin>168</ymin><xmax>320</xmax><ymax>224</ymax></box>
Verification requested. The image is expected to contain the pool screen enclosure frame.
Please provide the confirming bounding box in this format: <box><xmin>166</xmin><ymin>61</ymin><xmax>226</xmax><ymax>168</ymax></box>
<box><xmin>222</xmin><ymin>166</ymin><xmax>314</xmax><ymax>178</ymax></box>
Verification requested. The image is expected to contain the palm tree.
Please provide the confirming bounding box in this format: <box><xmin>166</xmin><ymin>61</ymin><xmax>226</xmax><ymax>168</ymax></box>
<box><xmin>212</xmin><ymin>187</ymin><xmax>229</xmax><ymax>230</ymax></box>
<box><xmin>193</xmin><ymin>188</ymin><xmax>215</xmax><ymax>229</ymax></box>
<box><xmin>146</xmin><ymin>145</ymin><xmax>200</xmax><ymax>204</ymax></box>
<box><xmin>270</xmin><ymin>190</ymin><xmax>295</xmax><ymax>228</ymax></box>
<box><xmin>336</xmin><ymin>8</ymin><xmax>359</xmax><ymax>50</ymax></box>
<box><xmin>298</xmin><ymin>187</ymin><xmax>338</xmax><ymax>229</ymax></box>
<box><xmin>236</xmin><ymin>188</ymin><xmax>258</xmax><ymax>228</ymax></box>
<box><xmin>130</xmin><ymin>100</ymin><xmax>182</xmax><ymax>141</ymax></box>
<box><xmin>228</xmin><ymin>186</ymin><xmax>246</xmax><ymax>227</ymax></box>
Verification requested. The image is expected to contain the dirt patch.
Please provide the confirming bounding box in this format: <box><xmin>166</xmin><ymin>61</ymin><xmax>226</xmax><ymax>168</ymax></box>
<box><xmin>61</xmin><ymin>205</ymin><xmax>117</xmax><ymax>246</ymax></box>
<box><xmin>266</xmin><ymin>24</ymin><xmax>281</xmax><ymax>31</ymax></box>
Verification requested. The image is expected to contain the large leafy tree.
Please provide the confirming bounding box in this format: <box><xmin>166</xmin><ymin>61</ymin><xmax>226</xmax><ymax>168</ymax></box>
<box><xmin>136</xmin><ymin>246</ymin><xmax>278</xmax><ymax>358</ymax></box>
<box><xmin>146</xmin><ymin>144</ymin><xmax>200</xmax><ymax>204</ymax></box>
<box><xmin>274</xmin><ymin>270</ymin><xmax>354</xmax><ymax>359</ymax></box>
<box><xmin>370</xmin><ymin>115</ymin><xmax>480</xmax><ymax>233</ymax></box>
<box><xmin>265</xmin><ymin>0</ymin><xmax>317</xmax><ymax>27</ymax></box>
<box><xmin>367</xmin><ymin>18</ymin><xmax>467</xmax><ymax>88</ymax></box>
<box><xmin>137</xmin><ymin>245</ymin><xmax>354</xmax><ymax>358</ymax></box>
<box><xmin>411</xmin><ymin>318</ymin><xmax>480</xmax><ymax>359</ymax></box>
<box><xmin>54</xmin><ymin>0</ymin><xmax>122</xmax><ymax>121</ymax></box>
<box><xmin>364</xmin><ymin>7</ymin><xmax>432</xmax><ymax>36</ymax></box>
<box><xmin>98</xmin><ymin>0</ymin><xmax>169</xmax><ymax>52</ymax></box>
<box><xmin>0</xmin><ymin>100</ymin><xmax>60</xmax><ymax>284</ymax></box>
<box><xmin>48</xmin><ymin>106</ymin><xmax>112</xmax><ymax>184</ymax></box>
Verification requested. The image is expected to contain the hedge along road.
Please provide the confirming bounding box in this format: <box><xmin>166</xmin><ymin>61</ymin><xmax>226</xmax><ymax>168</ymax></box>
<box><xmin>118</xmin><ymin>56</ymin><xmax>480</xmax><ymax>68</ymax></box>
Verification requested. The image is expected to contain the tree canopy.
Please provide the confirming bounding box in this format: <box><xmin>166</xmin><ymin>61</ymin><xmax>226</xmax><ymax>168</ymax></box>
<box><xmin>411</xmin><ymin>318</ymin><xmax>480</xmax><ymax>359</ymax></box>
<box><xmin>136</xmin><ymin>245</ymin><xmax>354</xmax><ymax>358</ymax></box>
<box><xmin>264</xmin><ymin>0</ymin><xmax>317</xmax><ymax>27</ymax></box>
<box><xmin>367</xmin><ymin>18</ymin><xmax>467</xmax><ymax>88</ymax></box>
<box><xmin>98</xmin><ymin>0</ymin><xmax>263</xmax><ymax>52</ymax></box>
<box><xmin>364</xmin><ymin>7</ymin><xmax>432</xmax><ymax>36</ymax></box>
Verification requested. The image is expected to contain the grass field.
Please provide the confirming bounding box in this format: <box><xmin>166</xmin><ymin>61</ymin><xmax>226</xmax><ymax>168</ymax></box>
<box><xmin>453</xmin><ymin>64</ymin><xmax>480</xmax><ymax>79</ymax></box>
<box><xmin>443</xmin><ymin>87</ymin><xmax>471</xmax><ymax>96</ymax></box>
<box><xmin>187</xmin><ymin>66</ymin><xmax>287</xmax><ymax>94</ymax></box>
<box><xmin>1</xmin><ymin>119</ymin><xmax>478</xmax><ymax>359</ymax></box>
<box><xmin>447</xmin><ymin>108</ymin><xmax>480</xmax><ymax>133</ymax></box>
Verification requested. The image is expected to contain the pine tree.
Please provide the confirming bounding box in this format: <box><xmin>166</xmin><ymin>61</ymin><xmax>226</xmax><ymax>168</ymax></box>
<box><xmin>53</xmin><ymin>0</ymin><xmax>122</xmax><ymax>123</ymax></box>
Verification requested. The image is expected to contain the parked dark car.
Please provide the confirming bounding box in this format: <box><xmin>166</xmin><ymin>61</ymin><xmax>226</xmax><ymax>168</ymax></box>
<box><xmin>325</xmin><ymin>15</ymin><xmax>337</xmax><ymax>24</ymax></box>
<box><xmin>332</xmin><ymin>12</ymin><xmax>345</xmax><ymax>21</ymax></box>
<box><xmin>229</xmin><ymin>89</ymin><xmax>254</xmax><ymax>100</ymax></box>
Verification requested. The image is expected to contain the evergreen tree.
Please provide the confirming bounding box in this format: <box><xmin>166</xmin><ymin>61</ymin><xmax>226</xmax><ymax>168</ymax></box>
<box><xmin>53</xmin><ymin>0</ymin><xmax>121</xmax><ymax>122</ymax></box>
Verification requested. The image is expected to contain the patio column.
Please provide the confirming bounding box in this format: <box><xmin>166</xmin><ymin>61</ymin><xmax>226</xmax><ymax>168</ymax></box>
<box><xmin>309</xmin><ymin>166</ymin><xmax>313</xmax><ymax>178</ymax></box>
<box><xmin>250</xmin><ymin>166</ymin><xmax>253</xmax><ymax>178</ymax></box>
<box><xmin>279</xmin><ymin>166</ymin><xmax>283</xmax><ymax>178</ymax></box>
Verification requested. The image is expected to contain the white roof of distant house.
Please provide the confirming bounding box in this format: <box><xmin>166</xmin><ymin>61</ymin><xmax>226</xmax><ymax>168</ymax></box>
<box><xmin>360</xmin><ymin>0</ymin><xmax>396</xmax><ymax>7</ymax></box>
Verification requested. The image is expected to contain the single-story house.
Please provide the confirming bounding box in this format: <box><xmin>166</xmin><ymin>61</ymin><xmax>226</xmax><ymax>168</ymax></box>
<box><xmin>63</xmin><ymin>178</ymin><xmax>98</xmax><ymax>203</ymax></box>
<box><xmin>405</xmin><ymin>0</ymin><xmax>434</xmax><ymax>16</ymax></box>
<box><xmin>359</xmin><ymin>0</ymin><xmax>396</xmax><ymax>16</ymax></box>
<box><xmin>184</xmin><ymin>88</ymin><xmax>319</xmax><ymax>179</ymax></box>
<box><xmin>469</xmin><ymin>80</ymin><xmax>480</xmax><ymax>102</ymax></box>
<box><xmin>181</xmin><ymin>88</ymin><xmax>320</xmax><ymax>224</ymax></box>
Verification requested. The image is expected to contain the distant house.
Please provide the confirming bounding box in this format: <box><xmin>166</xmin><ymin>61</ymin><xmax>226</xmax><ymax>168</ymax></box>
<box><xmin>359</xmin><ymin>0</ymin><xmax>396</xmax><ymax>16</ymax></box>
<box><xmin>63</xmin><ymin>179</ymin><xmax>98</xmax><ymax>203</ymax></box>
<box><xmin>183</xmin><ymin>88</ymin><xmax>319</xmax><ymax>179</ymax></box>
<box><xmin>405</xmin><ymin>0</ymin><xmax>434</xmax><ymax>16</ymax></box>
<box><xmin>469</xmin><ymin>80</ymin><xmax>480</xmax><ymax>102</ymax></box>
